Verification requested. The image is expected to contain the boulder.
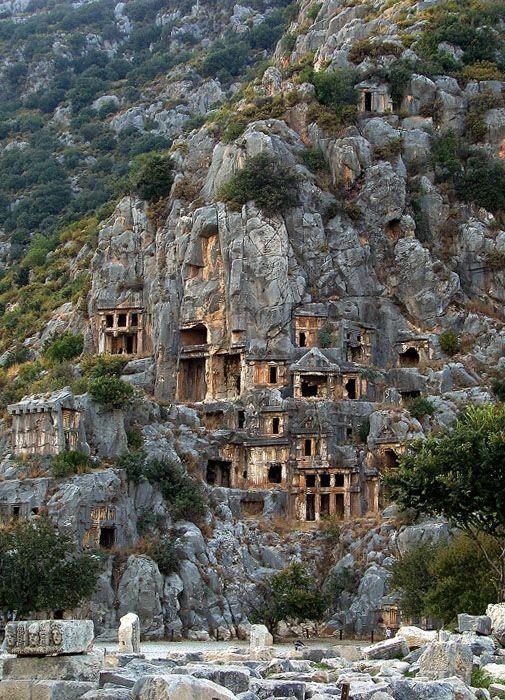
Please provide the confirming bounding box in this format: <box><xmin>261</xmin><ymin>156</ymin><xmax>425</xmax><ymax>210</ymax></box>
<box><xmin>396</xmin><ymin>627</ymin><xmax>437</xmax><ymax>649</ymax></box>
<box><xmin>460</xmin><ymin>632</ymin><xmax>496</xmax><ymax>656</ymax></box>
<box><xmin>488</xmin><ymin>684</ymin><xmax>505</xmax><ymax>699</ymax></box>
<box><xmin>3</xmin><ymin>649</ymin><xmax>103</xmax><ymax>682</ymax></box>
<box><xmin>170</xmin><ymin>665</ymin><xmax>253</xmax><ymax>694</ymax></box>
<box><xmin>417</xmin><ymin>641</ymin><xmax>473</xmax><ymax>683</ymax></box>
<box><xmin>82</xmin><ymin>691</ymin><xmax>132</xmax><ymax>700</ymax></box>
<box><xmin>387</xmin><ymin>676</ymin><xmax>478</xmax><ymax>700</ymax></box>
<box><xmin>249</xmin><ymin>625</ymin><xmax>273</xmax><ymax>650</ymax></box>
<box><xmin>481</xmin><ymin>664</ymin><xmax>505</xmax><ymax>681</ymax></box>
<box><xmin>249</xmin><ymin>678</ymin><xmax>306</xmax><ymax>700</ymax></box>
<box><xmin>362</xmin><ymin>637</ymin><xmax>409</xmax><ymax>660</ymax></box>
<box><xmin>458</xmin><ymin>614</ymin><xmax>492</xmax><ymax>636</ymax></box>
<box><xmin>132</xmin><ymin>675</ymin><xmax>236</xmax><ymax>700</ymax></box>
<box><xmin>0</xmin><ymin>680</ymin><xmax>95</xmax><ymax>699</ymax></box>
<box><xmin>486</xmin><ymin>604</ymin><xmax>505</xmax><ymax>645</ymax></box>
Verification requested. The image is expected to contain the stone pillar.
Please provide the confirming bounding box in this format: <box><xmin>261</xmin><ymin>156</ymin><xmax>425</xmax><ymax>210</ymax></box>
<box><xmin>118</xmin><ymin>612</ymin><xmax>141</xmax><ymax>654</ymax></box>
<box><xmin>344</xmin><ymin>473</ymin><xmax>351</xmax><ymax>519</ymax></box>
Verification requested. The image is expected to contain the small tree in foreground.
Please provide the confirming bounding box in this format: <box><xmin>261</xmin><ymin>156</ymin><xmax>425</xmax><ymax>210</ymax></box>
<box><xmin>386</xmin><ymin>404</ymin><xmax>505</xmax><ymax>599</ymax></box>
<box><xmin>390</xmin><ymin>534</ymin><xmax>499</xmax><ymax>624</ymax></box>
<box><xmin>250</xmin><ymin>562</ymin><xmax>327</xmax><ymax>632</ymax></box>
<box><xmin>0</xmin><ymin>518</ymin><xmax>101</xmax><ymax>618</ymax></box>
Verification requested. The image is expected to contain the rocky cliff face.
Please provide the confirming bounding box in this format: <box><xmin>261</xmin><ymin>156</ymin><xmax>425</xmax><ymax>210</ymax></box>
<box><xmin>0</xmin><ymin>0</ymin><xmax>504</xmax><ymax>639</ymax></box>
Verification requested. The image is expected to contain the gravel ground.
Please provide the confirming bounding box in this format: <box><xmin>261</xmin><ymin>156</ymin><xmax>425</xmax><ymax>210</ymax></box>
<box><xmin>95</xmin><ymin>638</ymin><xmax>366</xmax><ymax>659</ymax></box>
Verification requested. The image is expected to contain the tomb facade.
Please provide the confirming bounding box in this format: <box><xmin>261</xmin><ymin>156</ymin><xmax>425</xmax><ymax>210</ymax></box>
<box><xmin>8</xmin><ymin>389</ymin><xmax>87</xmax><ymax>459</ymax></box>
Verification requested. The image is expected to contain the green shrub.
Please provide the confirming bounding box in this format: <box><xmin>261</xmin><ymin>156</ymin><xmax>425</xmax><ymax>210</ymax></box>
<box><xmin>43</xmin><ymin>333</ymin><xmax>83</xmax><ymax>363</ymax></box>
<box><xmin>306</xmin><ymin>103</ymin><xmax>358</xmax><ymax>135</ymax></box>
<box><xmin>117</xmin><ymin>452</ymin><xmax>207</xmax><ymax>523</ymax></box>
<box><xmin>348</xmin><ymin>39</ymin><xmax>402</xmax><ymax>64</ymax></box>
<box><xmin>471</xmin><ymin>668</ymin><xmax>493</xmax><ymax>689</ymax></box>
<box><xmin>431</xmin><ymin>131</ymin><xmax>462</xmax><ymax>179</ymax></box>
<box><xmin>130</xmin><ymin>152</ymin><xmax>174</xmax><ymax>202</ymax></box>
<box><xmin>461</xmin><ymin>61</ymin><xmax>504</xmax><ymax>81</ymax></box>
<box><xmin>218</xmin><ymin>153</ymin><xmax>300</xmax><ymax>215</ymax></box>
<box><xmin>3</xmin><ymin>345</ymin><xmax>32</xmax><ymax>368</ymax></box>
<box><xmin>51</xmin><ymin>450</ymin><xmax>91</xmax><ymax>478</ymax></box>
<box><xmin>307</xmin><ymin>2</ymin><xmax>322</xmax><ymax>21</ymax></box>
<box><xmin>151</xmin><ymin>535</ymin><xmax>178</xmax><ymax>575</ymax></box>
<box><xmin>300</xmin><ymin>148</ymin><xmax>326</xmax><ymax>172</ymax></box>
<box><xmin>88</xmin><ymin>375</ymin><xmax>134</xmax><ymax>410</ymax></box>
<box><xmin>145</xmin><ymin>457</ymin><xmax>207</xmax><ymax>522</ymax></box>
<box><xmin>456</xmin><ymin>154</ymin><xmax>505</xmax><ymax>214</ymax></box>
<box><xmin>492</xmin><ymin>379</ymin><xmax>505</xmax><ymax>402</ymax></box>
<box><xmin>407</xmin><ymin>396</ymin><xmax>436</xmax><ymax>420</ymax></box>
<box><xmin>318</xmin><ymin>325</ymin><xmax>334</xmax><ymax>348</ymax></box>
<box><xmin>117</xmin><ymin>451</ymin><xmax>145</xmax><ymax>483</ymax></box>
<box><xmin>126</xmin><ymin>427</ymin><xmax>144</xmax><ymax>450</ymax></box>
<box><xmin>311</xmin><ymin>68</ymin><xmax>357</xmax><ymax>108</ymax></box>
<box><xmin>438</xmin><ymin>330</ymin><xmax>460</xmax><ymax>355</ymax></box>
<box><xmin>358</xmin><ymin>417</ymin><xmax>370</xmax><ymax>442</ymax></box>
<box><xmin>81</xmin><ymin>354</ymin><xmax>127</xmax><ymax>378</ymax></box>
<box><xmin>374</xmin><ymin>137</ymin><xmax>403</xmax><ymax>161</ymax></box>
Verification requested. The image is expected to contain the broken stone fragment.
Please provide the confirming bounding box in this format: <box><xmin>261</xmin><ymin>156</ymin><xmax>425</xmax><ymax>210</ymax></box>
<box><xmin>118</xmin><ymin>612</ymin><xmax>141</xmax><ymax>654</ymax></box>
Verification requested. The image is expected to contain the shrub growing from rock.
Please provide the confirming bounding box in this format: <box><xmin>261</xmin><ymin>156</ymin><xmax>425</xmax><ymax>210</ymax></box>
<box><xmin>88</xmin><ymin>375</ymin><xmax>134</xmax><ymax>410</ymax></box>
<box><xmin>438</xmin><ymin>329</ymin><xmax>459</xmax><ymax>355</ymax></box>
<box><xmin>218</xmin><ymin>153</ymin><xmax>300</xmax><ymax>215</ymax></box>
<box><xmin>43</xmin><ymin>332</ymin><xmax>83</xmax><ymax>363</ymax></box>
<box><xmin>130</xmin><ymin>152</ymin><xmax>174</xmax><ymax>202</ymax></box>
<box><xmin>51</xmin><ymin>450</ymin><xmax>91</xmax><ymax>478</ymax></box>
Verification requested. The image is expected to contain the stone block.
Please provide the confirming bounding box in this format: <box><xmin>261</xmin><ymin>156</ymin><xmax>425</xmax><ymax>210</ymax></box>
<box><xmin>132</xmin><ymin>674</ymin><xmax>235</xmax><ymax>700</ymax></box>
<box><xmin>3</xmin><ymin>649</ymin><xmax>103</xmax><ymax>682</ymax></box>
<box><xmin>482</xmin><ymin>663</ymin><xmax>505</xmax><ymax>681</ymax></box>
<box><xmin>488</xmin><ymin>683</ymin><xmax>505</xmax><ymax>699</ymax></box>
<box><xmin>250</xmin><ymin>678</ymin><xmax>306</xmax><ymax>700</ymax></box>
<box><xmin>361</xmin><ymin>637</ymin><xmax>409</xmax><ymax>660</ymax></box>
<box><xmin>417</xmin><ymin>641</ymin><xmax>473</xmax><ymax>684</ymax></box>
<box><xmin>396</xmin><ymin>626</ymin><xmax>438</xmax><ymax>649</ymax></box>
<box><xmin>0</xmin><ymin>680</ymin><xmax>95</xmax><ymax>700</ymax></box>
<box><xmin>82</xmin><ymin>691</ymin><xmax>131</xmax><ymax>700</ymax></box>
<box><xmin>249</xmin><ymin>625</ymin><xmax>273</xmax><ymax>650</ymax></box>
<box><xmin>458</xmin><ymin>614</ymin><xmax>492</xmax><ymax>636</ymax></box>
<box><xmin>5</xmin><ymin>620</ymin><xmax>94</xmax><ymax>657</ymax></box>
<box><xmin>388</xmin><ymin>676</ymin><xmax>478</xmax><ymax>700</ymax></box>
<box><xmin>170</xmin><ymin>664</ymin><xmax>252</xmax><ymax>694</ymax></box>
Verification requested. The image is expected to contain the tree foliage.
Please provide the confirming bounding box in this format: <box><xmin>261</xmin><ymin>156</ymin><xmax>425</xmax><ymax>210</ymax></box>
<box><xmin>386</xmin><ymin>404</ymin><xmax>505</xmax><ymax>597</ymax></box>
<box><xmin>250</xmin><ymin>562</ymin><xmax>328</xmax><ymax>631</ymax></box>
<box><xmin>88</xmin><ymin>375</ymin><xmax>134</xmax><ymax>410</ymax></box>
<box><xmin>43</xmin><ymin>332</ymin><xmax>83</xmax><ymax>363</ymax></box>
<box><xmin>390</xmin><ymin>534</ymin><xmax>499</xmax><ymax>623</ymax></box>
<box><xmin>219</xmin><ymin>153</ymin><xmax>300</xmax><ymax>215</ymax></box>
<box><xmin>130</xmin><ymin>152</ymin><xmax>174</xmax><ymax>202</ymax></box>
<box><xmin>0</xmin><ymin>517</ymin><xmax>100</xmax><ymax>617</ymax></box>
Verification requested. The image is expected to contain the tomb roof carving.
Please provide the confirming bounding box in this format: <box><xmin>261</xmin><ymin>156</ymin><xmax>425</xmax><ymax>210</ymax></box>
<box><xmin>290</xmin><ymin>348</ymin><xmax>341</xmax><ymax>373</ymax></box>
<box><xmin>7</xmin><ymin>388</ymin><xmax>77</xmax><ymax>416</ymax></box>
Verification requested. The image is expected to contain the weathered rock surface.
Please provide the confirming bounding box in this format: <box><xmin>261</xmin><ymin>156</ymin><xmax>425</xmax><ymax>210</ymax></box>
<box><xmin>417</xmin><ymin>642</ymin><xmax>473</xmax><ymax>683</ymax></box>
<box><xmin>396</xmin><ymin>627</ymin><xmax>437</xmax><ymax>650</ymax></box>
<box><xmin>3</xmin><ymin>650</ymin><xmax>103</xmax><ymax>682</ymax></box>
<box><xmin>132</xmin><ymin>674</ymin><xmax>236</xmax><ymax>700</ymax></box>
<box><xmin>362</xmin><ymin>637</ymin><xmax>409</xmax><ymax>661</ymax></box>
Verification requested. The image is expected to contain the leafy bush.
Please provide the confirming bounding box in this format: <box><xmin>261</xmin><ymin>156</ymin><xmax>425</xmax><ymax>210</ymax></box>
<box><xmin>51</xmin><ymin>450</ymin><xmax>91</xmax><ymax>478</ymax></box>
<box><xmin>126</xmin><ymin>427</ymin><xmax>144</xmax><ymax>450</ymax></box>
<box><xmin>88</xmin><ymin>375</ymin><xmax>134</xmax><ymax>410</ymax></box>
<box><xmin>307</xmin><ymin>2</ymin><xmax>322</xmax><ymax>21</ymax></box>
<box><xmin>117</xmin><ymin>452</ymin><xmax>207</xmax><ymax>523</ymax></box>
<box><xmin>348</xmin><ymin>39</ymin><xmax>402</xmax><ymax>64</ymax></box>
<box><xmin>300</xmin><ymin>148</ymin><xmax>326</xmax><ymax>172</ymax></box>
<box><xmin>318</xmin><ymin>325</ymin><xmax>335</xmax><ymax>348</ymax></box>
<box><xmin>311</xmin><ymin>68</ymin><xmax>357</xmax><ymax>107</ymax></box>
<box><xmin>43</xmin><ymin>332</ymin><xmax>83</xmax><ymax>363</ymax></box>
<box><xmin>218</xmin><ymin>153</ymin><xmax>300</xmax><ymax>215</ymax></box>
<box><xmin>130</xmin><ymin>152</ymin><xmax>174</xmax><ymax>202</ymax></box>
<box><xmin>81</xmin><ymin>354</ymin><xmax>127</xmax><ymax>378</ymax></box>
<box><xmin>251</xmin><ymin>562</ymin><xmax>328</xmax><ymax>631</ymax></box>
<box><xmin>3</xmin><ymin>345</ymin><xmax>32</xmax><ymax>368</ymax></box>
<box><xmin>456</xmin><ymin>154</ymin><xmax>505</xmax><ymax>214</ymax></box>
<box><xmin>492</xmin><ymin>379</ymin><xmax>505</xmax><ymax>402</ymax></box>
<box><xmin>358</xmin><ymin>417</ymin><xmax>370</xmax><ymax>442</ymax></box>
<box><xmin>461</xmin><ymin>60</ymin><xmax>503</xmax><ymax>81</ymax></box>
<box><xmin>0</xmin><ymin>517</ymin><xmax>101</xmax><ymax>617</ymax></box>
<box><xmin>407</xmin><ymin>396</ymin><xmax>436</xmax><ymax>420</ymax></box>
<box><xmin>438</xmin><ymin>330</ymin><xmax>459</xmax><ymax>355</ymax></box>
<box><xmin>151</xmin><ymin>535</ymin><xmax>178</xmax><ymax>575</ymax></box>
<box><xmin>390</xmin><ymin>534</ymin><xmax>499</xmax><ymax>624</ymax></box>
